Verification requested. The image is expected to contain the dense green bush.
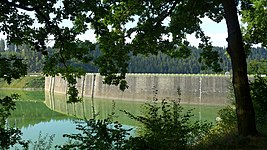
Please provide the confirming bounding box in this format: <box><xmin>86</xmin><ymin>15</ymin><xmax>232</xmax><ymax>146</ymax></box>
<box><xmin>194</xmin><ymin>105</ymin><xmax>238</xmax><ymax>149</ymax></box>
<box><xmin>250</xmin><ymin>75</ymin><xmax>267</xmax><ymax>132</ymax></box>
<box><xmin>216</xmin><ymin>105</ymin><xmax>237</xmax><ymax>133</ymax></box>
<box><xmin>57</xmin><ymin>89</ymin><xmax>212</xmax><ymax>150</ymax></box>
<box><xmin>208</xmin><ymin>75</ymin><xmax>267</xmax><ymax>134</ymax></box>
<box><xmin>194</xmin><ymin>75</ymin><xmax>267</xmax><ymax>149</ymax></box>
<box><xmin>123</xmin><ymin>89</ymin><xmax>212</xmax><ymax>150</ymax></box>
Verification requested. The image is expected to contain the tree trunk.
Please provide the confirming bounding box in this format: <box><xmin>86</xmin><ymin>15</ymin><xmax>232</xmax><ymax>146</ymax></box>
<box><xmin>222</xmin><ymin>0</ymin><xmax>258</xmax><ymax>136</ymax></box>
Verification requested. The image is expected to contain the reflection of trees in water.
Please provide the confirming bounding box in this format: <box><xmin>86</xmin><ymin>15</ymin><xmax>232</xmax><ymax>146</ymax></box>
<box><xmin>0</xmin><ymin>89</ymin><xmax>71</xmax><ymax>131</ymax></box>
<box><xmin>8</xmin><ymin>101</ymin><xmax>71</xmax><ymax>129</ymax></box>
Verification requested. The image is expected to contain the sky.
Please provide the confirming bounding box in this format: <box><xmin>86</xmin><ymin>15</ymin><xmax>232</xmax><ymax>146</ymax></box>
<box><xmin>0</xmin><ymin>11</ymin><xmax>228</xmax><ymax>48</ymax></box>
<box><xmin>188</xmin><ymin>18</ymin><xmax>228</xmax><ymax>48</ymax></box>
<box><xmin>74</xmin><ymin>17</ymin><xmax>229</xmax><ymax>48</ymax></box>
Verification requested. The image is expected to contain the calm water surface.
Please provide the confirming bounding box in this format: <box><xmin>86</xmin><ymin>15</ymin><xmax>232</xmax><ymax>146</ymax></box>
<box><xmin>0</xmin><ymin>90</ymin><xmax>223</xmax><ymax>149</ymax></box>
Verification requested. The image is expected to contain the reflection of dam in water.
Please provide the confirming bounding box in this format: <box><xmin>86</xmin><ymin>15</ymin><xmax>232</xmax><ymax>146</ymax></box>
<box><xmin>44</xmin><ymin>91</ymin><xmax>145</xmax><ymax>126</ymax></box>
<box><xmin>44</xmin><ymin>92</ymin><xmax>223</xmax><ymax>125</ymax></box>
<box><xmin>45</xmin><ymin>74</ymin><xmax>232</xmax><ymax>105</ymax></box>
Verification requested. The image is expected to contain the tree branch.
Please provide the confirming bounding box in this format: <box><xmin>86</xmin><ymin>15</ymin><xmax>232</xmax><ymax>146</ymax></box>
<box><xmin>3</xmin><ymin>0</ymin><xmax>68</xmax><ymax>69</ymax></box>
<box><xmin>3</xmin><ymin>0</ymin><xmax>35</xmax><ymax>11</ymax></box>
<box><xmin>155</xmin><ymin>1</ymin><xmax>179</xmax><ymax>26</ymax></box>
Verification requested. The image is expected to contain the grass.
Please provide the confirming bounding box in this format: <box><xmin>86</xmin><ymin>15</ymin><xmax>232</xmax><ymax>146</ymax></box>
<box><xmin>0</xmin><ymin>75</ymin><xmax>44</xmax><ymax>89</ymax></box>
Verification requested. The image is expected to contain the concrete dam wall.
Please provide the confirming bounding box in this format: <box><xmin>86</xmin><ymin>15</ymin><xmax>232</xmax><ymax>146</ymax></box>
<box><xmin>45</xmin><ymin>74</ymin><xmax>232</xmax><ymax>105</ymax></box>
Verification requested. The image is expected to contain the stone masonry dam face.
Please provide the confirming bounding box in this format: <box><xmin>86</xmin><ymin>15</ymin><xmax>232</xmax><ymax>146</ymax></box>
<box><xmin>45</xmin><ymin>74</ymin><xmax>233</xmax><ymax>105</ymax></box>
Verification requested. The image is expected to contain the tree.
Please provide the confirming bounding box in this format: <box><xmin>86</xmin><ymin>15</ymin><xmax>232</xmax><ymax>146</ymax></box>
<box><xmin>0</xmin><ymin>0</ymin><xmax>96</xmax><ymax>103</ymax></box>
<box><xmin>88</xmin><ymin>0</ymin><xmax>259</xmax><ymax>136</ymax></box>
<box><xmin>0</xmin><ymin>0</ymin><xmax>265</xmax><ymax>136</ymax></box>
<box><xmin>222</xmin><ymin>0</ymin><xmax>257</xmax><ymax>136</ymax></box>
<box><xmin>241</xmin><ymin>0</ymin><xmax>267</xmax><ymax>48</ymax></box>
<box><xmin>0</xmin><ymin>39</ymin><xmax>5</xmax><ymax>52</ymax></box>
<box><xmin>248</xmin><ymin>59</ymin><xmax>267</xmax><ymax>74</ymax></box>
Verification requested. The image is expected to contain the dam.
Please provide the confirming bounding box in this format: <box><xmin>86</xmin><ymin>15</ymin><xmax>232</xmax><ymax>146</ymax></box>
<box><xmin>45</xmin><ymin>74</ymin><xmax>232</xmax><ymax>105</ymax></box>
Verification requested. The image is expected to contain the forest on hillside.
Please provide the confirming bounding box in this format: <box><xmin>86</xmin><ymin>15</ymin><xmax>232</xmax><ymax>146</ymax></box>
<box><xmin>0</xmin><ymin>38</ymin><xmax>266</xmax><ymax>74</ymax></box>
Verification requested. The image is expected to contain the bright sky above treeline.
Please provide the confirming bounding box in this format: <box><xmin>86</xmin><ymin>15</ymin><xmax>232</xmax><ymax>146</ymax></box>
<box><xmin>0</xmin><ymin>17</ymin><xmax>228</xmax><ymax>48</ymax></box>
<box><xmin>0</xmin><ymin>1</ymin><xmax>228</xmax><ymax>48</ymax></box>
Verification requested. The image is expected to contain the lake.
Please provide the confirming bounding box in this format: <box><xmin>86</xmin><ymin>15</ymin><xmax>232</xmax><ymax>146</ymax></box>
<box><xmin>1</xmin><ymin>89</ymin><xmax>223</xmax><ymax>149</ymax></box>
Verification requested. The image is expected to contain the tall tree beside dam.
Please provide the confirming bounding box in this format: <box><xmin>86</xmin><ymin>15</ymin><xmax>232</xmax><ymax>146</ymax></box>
<box><xmin>89</xmin><ymin>0</ymin><xmax>265</xmax><ymax>136</ymax></box>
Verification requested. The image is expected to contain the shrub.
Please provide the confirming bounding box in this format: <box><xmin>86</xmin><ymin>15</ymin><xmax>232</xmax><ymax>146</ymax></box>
<box><xmin>57</xmin><ymin>89</ymin><xmax>212</xmax><ymax>150</ymax></box>
<box><xmin>57</xmin><ymin>119</ymin><xmax>132</xmax><ymax>150</ymax></box>
<box><xmin>250</xmin><ymin>75</ymin><xmax>267</xmax><ymax>132</ymax></box>
<box><xmin>194</xmin><ymin>75</ymin><xmax>267</xmax><ymax>149</ymax></box>
<box><xmin>123</xmin><ymin>89</ymin><xmax>212</xmax><ymax>150</ymax></box>
<box><xmin>57</xmin><ymin>102</ymin><xmax>132</xmax><ymax>150</ymax></box>
<box><xmin>194</xmin><ymin>105</ymin><xmax>238</xmax><ymax>149</ymax></box>
<box><xmin>216</xmin><ymin>105</ymin><xmax>237</xmax><ymax>133</ymax></box>
<box><xmin>31</xmin><ymin>132</ymin><xmax>55</xmax><ymax>150</ymax></box>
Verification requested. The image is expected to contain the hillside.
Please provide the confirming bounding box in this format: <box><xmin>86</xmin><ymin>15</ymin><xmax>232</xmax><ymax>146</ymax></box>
<box><xmin>0</xmin><ymin>75</ymin><xmax>45</xmax><ymax>89</ymax></box>
<box><xmin>72</xmin><ymin>46</ymin><xmax>267</xmax><ymax>74</ymax></box>
<box><xmin>0</xmin><ymin>38</ymin><xmax>266</xmax><ymax>74</ymax></box>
